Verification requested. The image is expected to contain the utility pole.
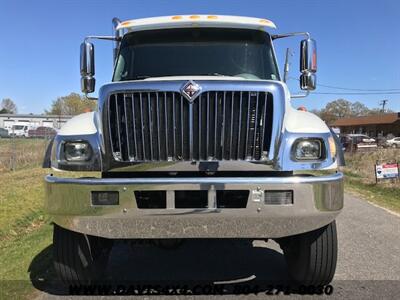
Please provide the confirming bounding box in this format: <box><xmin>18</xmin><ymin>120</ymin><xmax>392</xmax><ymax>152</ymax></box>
<box><xmin>283</xmin><ymin>48</ymin><xmax>292</xmax><ymax>83</ymax></box>
<box><xmin>379</xmin><ymin>100</ymin><xmax>388</xmax><ymax>113</ymax></box>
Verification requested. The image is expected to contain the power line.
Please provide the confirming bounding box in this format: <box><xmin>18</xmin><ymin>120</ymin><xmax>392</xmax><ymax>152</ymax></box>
<box><xmin>288</xmin><ymin>77</ymin><xmax>400</xmax><ymax>92</ymax></box>
<box><xmin>312</xmin><ymin>91</ymin><xmax>400</xmax><ymax>95</ymax></box>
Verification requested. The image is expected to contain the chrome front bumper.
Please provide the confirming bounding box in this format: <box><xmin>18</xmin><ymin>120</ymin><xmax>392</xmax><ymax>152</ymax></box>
<box><xmin>44</xmin><ymin>172</ymin><xmax>343</xmax><ymax>239</ymax></box>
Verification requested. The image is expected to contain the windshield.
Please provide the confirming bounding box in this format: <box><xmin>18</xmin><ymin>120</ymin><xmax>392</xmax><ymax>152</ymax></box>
<box><xmin>12</xmin><ymin>125</ymin><xmax>25</xmax><ymax>130</ymax></box>
<box><xmin>113</xmin><ymin>28</ymin><xmax>280</xmax><ymax>81</ymax></box>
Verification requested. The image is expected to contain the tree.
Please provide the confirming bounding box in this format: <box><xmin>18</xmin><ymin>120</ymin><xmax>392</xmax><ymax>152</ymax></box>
<box><xmin>314</xmin><ymin>99</ymin><xmax>353</xmax><ymax>124</ymax></box>
<box><xmin>366</xmin><ymin>107</ymin><xmax>394</xmax><ymax>115</ymax></box>
<box><xmin>313</xmin><ymin>99</ymin><xmax>395</xmax><ymax>125</ymax></box>
<box><xmin>46</xmin><ymin>93</ymin><xmax>96</xmax><ymax>115</ymax></box>
<box><xmin>350</xmin><ymin>101</ymin><xmax>370</xmax><ymax>116</ymax></box>
<box><xmin>0</xmin><ymin>98</ymin><xmax>17</xmax><ymax>114</ymax></box>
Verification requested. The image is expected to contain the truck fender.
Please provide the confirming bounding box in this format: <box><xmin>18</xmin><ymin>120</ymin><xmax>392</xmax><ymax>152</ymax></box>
<box><xmin>42</xmin><ymin>137</ymin><xmax>54</xmax><ymax>168</ymax></box>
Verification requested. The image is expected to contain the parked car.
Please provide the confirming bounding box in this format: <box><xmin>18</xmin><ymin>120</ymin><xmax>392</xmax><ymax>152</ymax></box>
<box><xmin>28</xmin><ymin>126</ymin><xmax>57</xmax><ymax>139</ymax></box>
<box><xmin>340</xmin><ymin>134</ymin><xmax>378</xmax><ymax>151</ymax></box>
<box><xmin>10</xmin><ymin>124</ymin><xmax>30</xmax><ymax>138</ymax></box>
<box><xmin>0</xmin><ymin>127</ymin><xmax>9</xmax><ymax>138</ymax></box>
<box><xmin>385</xmin><ymin>137</ymin><xmax>400</xmax><ymax>148</ymax></box>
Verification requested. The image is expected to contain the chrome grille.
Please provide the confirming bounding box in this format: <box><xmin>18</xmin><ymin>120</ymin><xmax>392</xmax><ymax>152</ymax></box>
<box><xmin>108</xmin><ymin>91</ymin><xmax>273</xmax><ymax>162</ymax></box>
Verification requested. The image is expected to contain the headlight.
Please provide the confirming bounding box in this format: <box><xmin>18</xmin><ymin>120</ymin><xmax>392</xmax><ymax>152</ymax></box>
<box><xmin>64</xmin><ymin>141</ymin><xmax>93</xmax><ymax>162</ymax></box>
<box><xmin>292</xmin><ymin>138</ymin><xmax>323</xmax><ymax>161</ymax></box>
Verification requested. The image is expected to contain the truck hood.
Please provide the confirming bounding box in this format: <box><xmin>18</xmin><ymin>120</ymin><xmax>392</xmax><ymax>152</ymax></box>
<box><xmin>120</xmin><ymin>75</ymin><xmax>269</xmax><ymax>82</ymax></box>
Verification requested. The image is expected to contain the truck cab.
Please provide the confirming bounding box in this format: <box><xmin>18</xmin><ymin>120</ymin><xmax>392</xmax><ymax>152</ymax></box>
<box><xmin>45</xmin><ymin>15</ymin><xmax>343</xmax><ymax>287</ymax></box>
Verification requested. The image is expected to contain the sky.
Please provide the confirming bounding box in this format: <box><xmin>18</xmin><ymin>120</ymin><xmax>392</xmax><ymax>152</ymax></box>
<box><xmin>0</xmin><ymin>0</ymin><xmax>399</xmax><ymax>114</ymax></box>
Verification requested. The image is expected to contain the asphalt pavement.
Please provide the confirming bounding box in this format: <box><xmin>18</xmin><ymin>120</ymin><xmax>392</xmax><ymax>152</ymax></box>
<box><xmin>35</xmin><ymin>193</ymin><xmax>400</xmax><ymax>299</ymax></box>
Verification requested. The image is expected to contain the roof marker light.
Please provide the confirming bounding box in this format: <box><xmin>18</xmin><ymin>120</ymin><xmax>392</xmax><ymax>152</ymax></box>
<box><xmin>189</xmin><ymin>15</ymin><xmax>201</xmax><ymax>19</ymax></box>
<box><xmin>121</xmin><ymin>21</ymin><xmax>133</xmax><ymax>26</ymax></box>
<box><xmin>171</xmin><ymin>16</ymin><xmax>182</xmax><ymax>20</ymax></box>
<box><xmin>259</xmin><ymin>19</ymin><xmax>271</xmax><ymax>24</ymax></box>
<box><xmin>207</xmin><ymin>15</ymin><xmax>218</xmax><ymax>19</ymax></box>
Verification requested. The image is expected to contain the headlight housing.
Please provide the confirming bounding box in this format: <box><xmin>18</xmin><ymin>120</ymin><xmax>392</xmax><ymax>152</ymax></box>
<box><xmin>63</xmin><ymin>141</ymin><xmax>93</xmax><ymax>162</ymax></box>
<box><xmin>292</xmin><ymin>138</ymin><xmax>324</xmax><ymax>161</ymax></box>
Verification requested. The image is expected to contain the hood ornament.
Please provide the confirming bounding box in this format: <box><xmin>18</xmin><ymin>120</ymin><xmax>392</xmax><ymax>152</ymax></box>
<box><xmin>181</xmin><ymin>80</ymin><xmax>201</xmax><ymax>103</ymax></box>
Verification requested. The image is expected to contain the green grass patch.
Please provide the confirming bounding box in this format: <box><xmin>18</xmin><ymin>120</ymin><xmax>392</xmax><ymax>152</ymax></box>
<box><xmin>0</xmin><ymin>139</ymin><xmax>50</xmax><ymax>172</ymax></box>
<box><xmin>344</xmin><ymin>175</ymin><xmax>400</xmax><ymax>214</ymax></box>
<box><xmin>0</xmin><ymin>224</ymin><xmax>53</xmax><ymax>299</ymax></box>
<box><xmin>0</xmin><ymin>166</ymin><xmax>100</xmax><ymax>299</ymax></box>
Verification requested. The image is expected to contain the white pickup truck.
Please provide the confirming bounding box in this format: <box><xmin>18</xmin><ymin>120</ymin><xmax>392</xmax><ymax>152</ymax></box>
<box><xmin>44</xmin><ymin>15</ymin><xmax>344</xmax><ymax>287</ymax></box>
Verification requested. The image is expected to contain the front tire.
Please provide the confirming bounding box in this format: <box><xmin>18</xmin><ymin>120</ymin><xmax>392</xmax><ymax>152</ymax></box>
<box><xmin>53</xmin><ymin>224</ymin><xmax>113</xmax><ymax>286</ymax></box>
<box><xmin>278</xmin><ymin>221</ymin><xmax>337</xmax><ymax>286</ymax></box>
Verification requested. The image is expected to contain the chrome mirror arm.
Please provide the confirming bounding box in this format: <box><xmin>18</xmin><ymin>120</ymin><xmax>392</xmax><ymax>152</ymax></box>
<box><xmin>84</xmin><ymin>36</ymin><xmax>121</xmax><ymax>42</ymax></box>
<box><xmin>272</xmin><ymin>32</ymin><xmax>310</xmax><ymax>40</ymax></box>
<box><xmin>290</xmin><ymin>91</ymin><xmax>310</xmax><ymax>99</ymax></box>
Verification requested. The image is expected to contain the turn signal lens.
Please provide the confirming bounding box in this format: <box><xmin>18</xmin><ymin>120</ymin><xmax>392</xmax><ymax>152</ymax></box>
<box><xmin>64</xmin><ymin>142</ymin><xmax>92</xmax><ymax>162</ymax></box>
<box><xmin>328</xmin><ymin>136</ymin><xmax>337</xmax><ymax>158</ymax></box>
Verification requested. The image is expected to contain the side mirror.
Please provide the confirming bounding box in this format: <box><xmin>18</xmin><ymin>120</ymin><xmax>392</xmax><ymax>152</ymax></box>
<box><xmin>300</xmin><ymin>73</ymin><xmax>316</xmax><ymax>90</ymax></box>
<box><xmin>300</xmin><ymin>38</ymin><xmax>317</xmax><ymax>90</ymax></box>
<box><xmin>80</xmin><ymin>41</ymin><xmax>95</xmax><ymax>94</ymax></box>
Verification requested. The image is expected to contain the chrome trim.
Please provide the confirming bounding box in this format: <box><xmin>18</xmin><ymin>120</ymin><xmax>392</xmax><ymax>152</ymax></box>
<box><xmin>46</xmin><ymin>172</ymin><xmax>342</xmax><ymax>185</ymax></box>
<box><xmin>51</xmin><ymin>133</ymin><xmax>102</xmax><ymax>171</ymax></box>
<box><xmin>45</xmin><ymin>172</ymin><xmax>343</xmax><ymax>238</ymax></box>
<box><xmin>181</xmin><ymin>80</ymin><xmax>202</xmax><ymax>102</ymax></box>
<box><xmin>300</xmin><ymin>38</ymin><xmax>317</xmax><ymax>73</ymax></box>
<box><xmin>112</xmin><ymin>17</ymin><xmax>122</xmax><ymax>63</ymax></box>
<box><xmin>277</xmin><ymin>131</ymin><xmax>336</xmax><ymax>170</ymax></box>
<box><xmin>101</xmin><ymin>80</ymin><xmax>284</xmax><ymax>170</ymax></box>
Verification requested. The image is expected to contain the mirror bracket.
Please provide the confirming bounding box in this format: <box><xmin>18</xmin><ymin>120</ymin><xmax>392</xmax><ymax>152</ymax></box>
<box><xmin>272</xmin><ymin>31</ymin><xmax>317</xmax><ymax>95</ymax></box>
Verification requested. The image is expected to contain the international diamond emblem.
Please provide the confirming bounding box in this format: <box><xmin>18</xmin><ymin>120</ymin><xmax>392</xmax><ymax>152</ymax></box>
<box><xmin>181</xmin><ymin>81</ymin><xmax>201</xmax><ymax>102</ymax></box>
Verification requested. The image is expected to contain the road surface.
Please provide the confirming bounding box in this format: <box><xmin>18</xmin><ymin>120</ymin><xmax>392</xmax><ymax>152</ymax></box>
<box><xmin>35</xmin><ymin>193</ymin><xmax>400</xmax><ymax>299</ymax></box>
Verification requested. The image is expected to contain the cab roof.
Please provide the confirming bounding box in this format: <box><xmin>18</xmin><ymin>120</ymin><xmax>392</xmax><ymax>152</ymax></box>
<box><xmin>116</xmin><ymin>15</ymin><xmax>276</xmax><ymax>32</ymax></box>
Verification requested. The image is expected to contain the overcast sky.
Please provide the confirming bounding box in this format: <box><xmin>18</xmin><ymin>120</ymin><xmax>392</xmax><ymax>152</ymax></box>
<box><xmin>1</xmin><ymin>0</ymin><xmax>399</xmax><ymax>113</ymax></box>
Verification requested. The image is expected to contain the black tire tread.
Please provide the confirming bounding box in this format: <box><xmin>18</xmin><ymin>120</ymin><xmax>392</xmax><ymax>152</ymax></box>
<box><xmin>282</xmin><ymin>221</ymin><xmax>337</xmax><ymax>285</ymax></box>
<box><xmin>53</xmin><ymin>224</ymin><xmax>108</xmax><ymax>286</ymax></box>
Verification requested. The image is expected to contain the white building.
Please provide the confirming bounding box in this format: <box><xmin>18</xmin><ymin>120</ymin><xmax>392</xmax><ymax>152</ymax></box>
<box><xmin>0</xmin><ymin>114</ymin><xmax>72</xmax><ymax>130</ymax></box>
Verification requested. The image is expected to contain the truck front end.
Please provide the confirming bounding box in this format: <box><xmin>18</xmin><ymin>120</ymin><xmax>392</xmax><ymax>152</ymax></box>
<box><xmin>44</xmin><ymin>15</ymin><xmax>343</xmax><ymax>286</ymax></box>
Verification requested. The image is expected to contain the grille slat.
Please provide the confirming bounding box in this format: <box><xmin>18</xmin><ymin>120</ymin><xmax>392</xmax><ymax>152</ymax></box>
<box><xmin>155</xmin><ymin>93</ymin><xmax>161</xmax><ymax>160</ymax></box>
<box><xmin>253</xmin><ymin>92</ymin><xmax>259</xmax><ymax>159</ymax></box>
<box><xmin>229</xmin><ymin>92</ymin><xmax>234</xmax><ymax>159</ymax></box>
<box><xmin>131</xmin><ymin>95</ymin><xmax>137</xmax><ymax>159</ymax></box>
<box><xmin>108</xmin><ymin>90</ymin><xmax>272</xmax><ymax>162</ymax></box>
<box><xmin>214</xmin><ymin>91</ymin><xmax>218</xmax><ymax>158</ymax></box>
<box><xmin>115</xmin><ymin>96</ymin><xmax>122</xmax><ymax>159</ymax></box>
<box><xmin>172</xmin><ymin>93</ymin><xmax>176</xmax><ymax>158</ymax></box>
<box><xmin>147</xmin><ymin>93</ymin><xmax>153</xmax><ymax>160</ymax></box>
<box><xmin>123</xmin><ymin>94</ymin><xmax>131</xmax><ymax>160</ymax></box>
<box><xmin>164</xmin><ymin>92</ymin><xmax>169</xmax><ymax>159</ymax></box>
<box><xmin>180</xmin><ymin>96</ymin><xmax>184</xmax><ymax>159</ymax></box>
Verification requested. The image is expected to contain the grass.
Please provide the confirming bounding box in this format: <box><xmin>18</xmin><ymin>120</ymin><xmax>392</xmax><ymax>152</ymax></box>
<box><xmin>0</xmin><ymin>167</ymin><xmax>100</xmax><ymax>299</ymax></box>
<box><xmin>344</xmin><ymin>171</ymin><xmax>400</xmax><ymax>214</ymax></box>
<box><xmin>0</xmin><ymin>138</ymin><xmax>50</xmax><ymax>172</ymax></box>
<box><xmin>0</xmin><ymin>167</ymin><xmax>53</xmax><ymax>299</ymax></box>
<box><xmin>0</xmin><ymin>139</ymin><xmax>100</xmax><ymax>299</ymax></box>
<box><xmin>343</xmin><ymin>149</ymin><xmax>400</xmax><ymax>214</ymax></box>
